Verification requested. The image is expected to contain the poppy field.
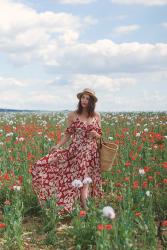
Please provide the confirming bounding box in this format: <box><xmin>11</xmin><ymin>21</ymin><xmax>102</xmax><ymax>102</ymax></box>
<box><xmin>0</xmin><ymin>111</ymin><xmax>167</xmax><ymax>250</ymax></box>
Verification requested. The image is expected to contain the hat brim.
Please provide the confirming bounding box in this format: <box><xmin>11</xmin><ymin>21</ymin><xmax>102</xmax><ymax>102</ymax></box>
<box><xmin>77</xmin><ymin>91</ymin><xmax>98</xmax><ymax>102</ymax></box>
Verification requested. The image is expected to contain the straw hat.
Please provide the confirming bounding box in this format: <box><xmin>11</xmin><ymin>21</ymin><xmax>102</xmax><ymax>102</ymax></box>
<box><xmin>77</xmin><ymin>88</ymin><xmax>98</xmax><ymax>102</ymax></box>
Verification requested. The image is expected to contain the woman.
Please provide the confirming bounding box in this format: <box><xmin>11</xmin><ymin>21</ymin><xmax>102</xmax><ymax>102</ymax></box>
<box><xmin>31</xmin><ymin>88</ymin><xmax>103</xmax><ymax>215</ymax></box>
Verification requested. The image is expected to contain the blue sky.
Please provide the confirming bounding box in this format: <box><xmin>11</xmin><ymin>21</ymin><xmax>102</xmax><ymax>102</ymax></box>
<box><xmin>0</xmin><ymin>0</ymin><xmax>167</xmax><ymax>111</ymax></box>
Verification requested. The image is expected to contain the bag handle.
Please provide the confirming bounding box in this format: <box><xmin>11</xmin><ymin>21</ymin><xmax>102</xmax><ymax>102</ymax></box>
<box><xmin>98</xmin><ymin>137</ymin><xmax>104</xmax><ymax>149</ymax></box>
<box><xmin>98</xmin><ymin>137</ymin><xmax>119</xmax><ymax>150</ymax></box>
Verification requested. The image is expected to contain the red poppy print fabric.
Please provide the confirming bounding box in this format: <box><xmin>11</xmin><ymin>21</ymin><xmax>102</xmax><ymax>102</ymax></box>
<box><xmin>31</xmin><ymin>115</ymin><xmax>103</xmax><ymax>214</ymax></box>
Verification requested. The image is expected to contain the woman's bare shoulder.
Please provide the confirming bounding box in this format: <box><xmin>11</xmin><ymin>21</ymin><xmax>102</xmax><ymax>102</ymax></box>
<box><xmin>67</xmin><ymin>111</ymin><xmax>77</xmax><ymax>120</ymax></box>
<box><xmin>94</xmin><ymin>112</ymin><xmax>101</xmax><ymax>120</ymax></box>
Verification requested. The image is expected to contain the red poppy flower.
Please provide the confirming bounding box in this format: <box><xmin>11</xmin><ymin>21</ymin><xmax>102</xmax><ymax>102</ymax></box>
<box><xmin>161</xmin><ymin>220</ymin><xmax>167</xmax><ymax>227</ymax></box>
<box><xmin>115</xmin><ymin>182</ymin><xmax>123</xmax><ymax>187</ymax></box>
<box><xmin>18</xmin><ymin>176</ymin><xmax>23</xmax><ymax>184</ymax></box>
<box><xmin>3</xmin><ymin>173</ymin><xmax>10</xmax><ymax>180</ymax></box>
<box><xmin>147</xmin><ymin>176</ymin><xmax>154</xmax><ymax>181</ymax></box>
<box><xmin>4</xmin><ymin>200</ymin><xmax>11</xmax><ymax>206</ymax></box>
<box><xmin>163</xmin><ymin>179</ymin><xmax>167</xmax><ymax>184</ymax></box>
<box><xmin>162</xmin><ymin>162</ymin><xmax>167</xmax><ymax>169</ymax></box>
<box><xmin>116</xmin><ymin>195</ymin><xmax>123</xmax><ymax>201</ymax></box>
<box><xmin>142</xmin><ymin>181</ymin><xmax>148</xmax><ymax>188</ymax></box>
<box><xmin>105</xmin><ymin>224</ymin><xmax>112</xmax><ymax>230</ymax></box>
<box><xmin>0</xmin><ymin>223</ymin><xmax>6</xmax><ymax>229</ymax></box>
<box><xmin>133</xmin><ymin>181</ymin><xmax>139</xmax><ymax>189</ymax></box>
<box><xmin>155</xmin><ymin>171</ymin><xmax>160</xmax><ymax>175</ymax></box>
<box><xmin>144</xmin><ymin>166</ymin><xmax>151</xmax><ymax>172</ymax></box>
<box><xmin>124</xmin><ymin>177</ymin><xmax>129</xmax><ymax>182</ymax></box>
<box><xmin>97</xmin><ymin>224</ymin><xmax>104</xmax><ymax>230</ymax></box>
<box><xmin>135</xmin><ymin>212</ymin><xmax>141</xmax><ymax>217</ymax></box>
<box><xmin>79</xmin><ymin>210</ymin><xmax>86</xmax><ymax>217</ymax></box>
<box><xmin>125</xmin><ymin>161</ymin><xmax>131</xmax><ymax>167</ymax></box>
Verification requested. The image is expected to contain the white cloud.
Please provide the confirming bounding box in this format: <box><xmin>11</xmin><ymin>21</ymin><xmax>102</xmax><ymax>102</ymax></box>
<box><xmin>0</xmin><ymin>83</ymin><xmax>67</xmax><ymax>110</ymax></box>
<box><xmin>111</xmin><ymin>0</ymin><xmax>167</xmax><ymax>6</ymax></box>
<box><xmin>28</xmin><ymin>93</ymin><xmax>61</xmax><ymax>105</ymax></box>
<box><xmin>0</xmin><ymin>76</ymin><xmax>25</xmax><ymax>88</ymax></box>
<box><xmin>0</xmin><ymin>0</ymin><xmax>98</xmax><ymax>66</ymax></box>
<box><xmin>113</xmin><ymin>25</ymin><xmax>140</xmax><ymax>35</ymax></box>
<box><xmin>0</xmin><ymin>90</ymin><xmax>25</xmax><ymax>109</ymax></box>
<box><xmin>0</xmin><ymin>1</ymin><xmax>167</xmax><ymax>75</ymax></box>
<box><xmin>54</xmin><ymin>0</ymin><xmax>96</xmax><ymax>4</ymax></box>
<box><xmin>83</xmin><ymin>16</ymin><xmax>98</xmax><ymax>26</ymax></box>
<box><xmin>161</xmin><ymin>22</ymin><xmax>167</xmax><ymax>28</ymax></box>
<box><xmin>115</xmin><ymin>15</ymin><xmax>128</xmax><ymax>21</ymax></box>
<box><xmin>46</xmin><ymin>40</ymin><xmax>167</xmax><ymax>74</ymax></box>
<box><xmin>0</xmin><ymin>0</ymin><xmax>87</xmax><ymax>57</ymax></box>
<box><xmin>143</xmin><ymin>90</ymin><xmax>165</xmax><ymax>102</ymax></box>
<box><xmin>0</xmin><ymin>72</ymin><xmax>166</xmax><ymax>111</ymax></box>
<box><xmin>0</xmin><ymin>74</ymin><xmax>136</xmax><ymax>110</ymax></box>
<box><xmin>70</xmin><ymin>74</ymin><xmax>136</xmax><ymax>92</ymax></box>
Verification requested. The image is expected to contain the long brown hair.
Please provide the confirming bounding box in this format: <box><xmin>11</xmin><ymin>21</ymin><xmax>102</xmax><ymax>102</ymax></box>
<box><xmin>76</xmin><ymin>94</ymin><xmax>96</xmax><ymax>117</ymax></box>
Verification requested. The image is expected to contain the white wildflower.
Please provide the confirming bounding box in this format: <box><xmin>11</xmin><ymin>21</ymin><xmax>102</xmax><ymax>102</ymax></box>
<box><xmin>102</xmin><ymin>206</ymin><xmax>116</xmax><ymax>219</ymax></box>
<box><xmin>13</xmin><ymin>185</ymin><xmax>21</xmax><ymax>191</ymax></box>
<box><xmin>139</xmin><ymin>169</ymin><xmax>145</xmax><ymax>175</ymax></box>
<box><xmin>83</xmin><ymin>177</ymin><xmax>92</xmax><ymax>184</ymax></box>
<box><xmin>44</xmin><ymin>135</ymin><xmax>52</xmax><ymax>142</ymax></box>
<box><xmin>16</xmin><ymin>137</ymin><xmax>25</xmax><ymax>142</ymax></box>
<box><xmin>19</xmin><ymin>137</ymin><xmax>25</xmax><ymax>142</ymax></box>
<box><xmin>72</xmin><ymin>179</ymin><xmax>83</xmax><ymax>188</ymax></box>
<box><xmin>136</xmin><ymin>132</ymin><xmax>141</xmax><ymax>137</ymax></box>
<box><xmin>137</xmin><ymin>123</ymin><xmax>140</xmax><ymax>127</ymax></box>
<box><xmin>144</xmin><ymin>128</ymin><xmax>148</xmax><ymax>132</ymax></box>
<box><xmin>108</xmin><ymin>137</ymin><xmax>114</xmax><ymax>141</ymax></box>
<box><xmin>146</xmin><ymin>191</ymin><xmax>150</xmax><ymax>197</ymax></box>
<box><xmin>0</xmin><ymin>142</ymin><xmax>4</xmax><ymax>145</ymax></box>
<box><xmin>164</xmin><ymin>136</ymin><xmax>167</xmax><ymax>139</ymax></box>
<box><xmin>6</xmin><ymin>132</ymin><xmax>13</xmax><ymax>137</ymax></box>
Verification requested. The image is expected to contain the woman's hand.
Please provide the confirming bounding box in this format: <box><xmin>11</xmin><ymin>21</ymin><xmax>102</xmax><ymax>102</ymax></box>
<box><xmin>49</xmin><ymin>145</ymin><xmax>60</xmax><ymax>154</ymax></box>
<box><xmin>89</xmin><ymin>130</ymin><xmax>100</xmax><ymax>139</ymax></box>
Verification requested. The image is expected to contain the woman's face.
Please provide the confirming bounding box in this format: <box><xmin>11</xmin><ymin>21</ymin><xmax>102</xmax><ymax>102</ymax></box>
<box><xmin>80</xmin><ymin>94</ymin><xmax>90</xmax><ymax>108</ymax></box>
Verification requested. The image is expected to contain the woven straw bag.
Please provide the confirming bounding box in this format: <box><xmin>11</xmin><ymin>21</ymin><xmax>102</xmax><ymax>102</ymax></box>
<box><xmin>98</xmin><ymin>138</ymin><xmax>119</xmax><ymax>171</ymax></box>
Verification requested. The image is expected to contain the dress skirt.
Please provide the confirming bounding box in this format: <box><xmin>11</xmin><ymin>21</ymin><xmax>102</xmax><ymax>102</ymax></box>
<box><xmin>31</xmin><ymin>116</ymin><xmax>103</xmax><ymax>214</ymax></box>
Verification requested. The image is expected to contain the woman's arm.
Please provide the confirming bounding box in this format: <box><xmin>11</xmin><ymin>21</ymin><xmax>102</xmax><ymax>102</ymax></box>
<box><xmin>56</xmin><ymin>133</ymin><xmax>70</xmax><ymax>148</ymax></box>
<box><xmin>58</xmin><ymin>112</ymin><xmax>74</xmax><ymax>146</ymax></box>
<box><xmin>49</xmin><ymin>112</ymin><xmax>74</xmax><ymax>153</ymax></box>
<box><xmin>89</xmin><ymin>112</ymin><xmax>102</xmax><ymax>140</ymax></box>
<box><xmin>95</xmin><ymin>112</ymin><xmax>102</xmax><ymax>139</ymax></box>
<box><xmin>96</xmin><ymin>112</ymin><xmax>101</xmax><ymax>128</ymax></box>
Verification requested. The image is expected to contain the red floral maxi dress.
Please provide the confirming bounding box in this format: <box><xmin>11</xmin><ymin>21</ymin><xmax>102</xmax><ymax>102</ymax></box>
<box><xmin>31</xmin><ymin>115</ymin><xmax>103</xmax><ymax>214</ymax></box>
